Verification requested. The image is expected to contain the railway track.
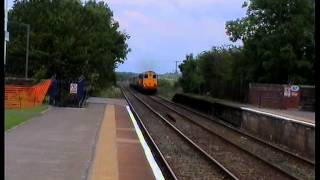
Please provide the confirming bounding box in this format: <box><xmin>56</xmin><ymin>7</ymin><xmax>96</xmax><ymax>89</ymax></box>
<box><xmin>122</xmin><ymin>86</ymin><xmax>238</xmax><ymax>180</ymax></box>
<box><xmin>151</xmin><ymin>95</ymin><xmax>315</xmax><ymax>180</ymax></box>
<box><xmin>154</xmin><ymin>95</ymin><xmax>315</xmax><ymax>164</ymax></box>
<box><xmin>123</xmin><ymin>86</ymin><xmax>314</xmax><ymax>180</ymax></box>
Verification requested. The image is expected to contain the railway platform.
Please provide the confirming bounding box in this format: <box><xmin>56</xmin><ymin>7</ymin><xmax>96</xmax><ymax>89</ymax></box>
<box><xmin>5</xmin><ymin>97</ymin><xmax>161</xmax><ymax>180</ymax></box>
<box><xmin>172</xmin><ymin>93</ymin><xmax>315</xmax><ymax>161</ymax></box>
<box><xmin>5</xmin><ymin>104</ymin><xmax>105</xmax><ymax>180</ymax></box>
<box><xmin>87</xmin><ymin>97</ymin><xmax>160</xmax><ymax>180</ymax></box>
<box><xmin>220</xmin><ymin>101</ymin><xmax>315</xmax><ymax>126</ymax></box>
<box><xmin>121</xmin><ymin>88</ymin><xmax>315</xmax><ymax>179</ymax></box>
<box><xmin>243</xmin><ymin>106</ymin><xmax>315</xmax><ymax>125</ymax></box>
<box><xmin>177</xmin><ymin>94</ymin><xmax>315</xmax><ymax>125</ymax></box>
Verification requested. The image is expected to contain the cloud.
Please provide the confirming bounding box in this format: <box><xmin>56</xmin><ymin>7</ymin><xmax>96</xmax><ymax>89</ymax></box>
<box><xmin>108</xmin><ymin>0</ymin><xmax>246</xmax><ymax>73</ymax></box>
<box><xmin>7</xmin><ymin>0</ymin><xmax>245</xmax><ymax>73</ymax></box>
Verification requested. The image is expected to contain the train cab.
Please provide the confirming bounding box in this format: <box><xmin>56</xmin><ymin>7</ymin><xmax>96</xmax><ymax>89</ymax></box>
<box><xmin>141</xmin><ymin>71</ymin><xmax>157</xmax><ymax>92</ymax></box>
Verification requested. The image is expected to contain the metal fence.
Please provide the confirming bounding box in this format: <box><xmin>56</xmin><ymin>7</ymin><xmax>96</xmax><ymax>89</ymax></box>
<box><xmin>48</xmin><ymin>77</ymin><xmax>89</xmax><ymax>107</ymax></box>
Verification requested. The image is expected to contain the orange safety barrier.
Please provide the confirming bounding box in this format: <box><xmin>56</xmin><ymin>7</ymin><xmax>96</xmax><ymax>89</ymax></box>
<box><xmin>5</xmin><ymin>79</ymin><xmax>52</xmax><ymax>109</ymax></box>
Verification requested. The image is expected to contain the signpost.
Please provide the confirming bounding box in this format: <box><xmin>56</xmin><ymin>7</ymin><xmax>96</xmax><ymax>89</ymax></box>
<box><xmin>70</xmin><ymin>83</ymin><xmax>78</xmax><ymax>94</ymax></box>
<box><xmin>4</xmin><ymin>0</ymin><xmax>8</xmax><ymax>66</ymax></box>
<box><xmin>175</xmin><ymin>61</ymin><xmax>182</xmax><ymax>74</ymax></box>
<box><xmin>25</xmin><ymin>24</ymin><xmax>30</xmax><ymax>78</ymax></box>
<box><xmin>284</xmin><ymin>86</ymin><xmax>291</xmax><ymax>97</ymax></box>
<box><xmin>290</xmin><ymin>85</ymin><xmax>300</xmax><ymax>92</ymax></box>
<box><xmin>284</xmin><ymin>85</ymin><xmax>299</xmax><ymax>97</ymax></box>
<box><xmin>6</xmin><ymin>21</ymin><xmax>30</xmax><ymax>78</ymax></box>
<box><xmin>5</xmin><ymin>32</ymin><xmax>9</xmax><ymax>41</ymax></box>
<box><xmin>290</xmin><ymin>85</ymin><xmax>299</xmax><ymax>97</ymax></box>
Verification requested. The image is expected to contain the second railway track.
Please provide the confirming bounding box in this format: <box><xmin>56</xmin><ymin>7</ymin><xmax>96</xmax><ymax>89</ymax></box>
<box><xmin>123</xmin><ymin>86</ymin><xmax>314</xmax><ymax>180</ymax></box>
<box><xmin>150</xmin><ymin>94</ymin><xmax>315</xmax><ymax>180</ymax></box>
<box><xmin>122</xmin><ymin>86</ymin><xmax>238</xmax><ymax>180</ymax></box>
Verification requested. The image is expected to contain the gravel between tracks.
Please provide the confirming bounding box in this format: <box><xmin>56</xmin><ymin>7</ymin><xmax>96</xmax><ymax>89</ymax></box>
<box><xmin>136</xmin><ymin>93</ymin><xmax>293</xmax><ymax>180</ymax></box>
<box><xmin>151</xmin><ymin>95</ymin><xmax>315</xmax><ymax>180</ymax></box>
<box><xmin>124</xmin><ymin>89</ymin><xmax>232</xmax><ymax>180</ymax></box>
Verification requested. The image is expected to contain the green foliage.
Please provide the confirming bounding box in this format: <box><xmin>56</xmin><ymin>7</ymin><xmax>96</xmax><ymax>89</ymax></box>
<box><xmin>198</xmin><ymin>46</ymin><xmax>242</xmax><ymax>96</ymax></box>
<box><xmin>157</xmin><ymin>77</ymin><xmax>181</xmax><ymax>100</ymax></box>
<box><xmin>93</xmin><ymin>86</ymin><xmax>123</xmax><ymax>98</ymax></box>
<box><xmin>33</xmin><ymin>66</ymin><xmax>47</xmax><ymax>82</ymax></box>
<box><xmin>226</xmin><ymin>0</ymin><xmax>315</xmax><ymax>84</ymax></box>
<box><xmin>116</xmin><ymin>72</ymin><xmax>138</xmax><ymax>82</ymax></box>
<box><xmin>179</xmin><ymin>46</ymin><xmax>247</xmax><ymax>101</ymax></box>
<box><xmin>6</xmin><ymin>0</ymin><xmax>130</xmax><ymax>90</ymax></box>
<box><xmin>159</xmin><ymin>73</ymin><xmax>180</xmax><ymax>81</ymax></box>
<box><xmin>179</xmin><ymin>0</ymin><xmax>314</xmax><ymax>102</ymax></box>
<box><xmin>178</xmin><ymin>54</ymin><xmax>204</xmax><ymax>94</ymax></box>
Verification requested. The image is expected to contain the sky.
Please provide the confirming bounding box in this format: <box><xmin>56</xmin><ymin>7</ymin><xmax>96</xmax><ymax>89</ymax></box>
<box><xmin>7</xmin><ymin>0</ymin><xmax>246</xmax><ymax>74</ymax></box>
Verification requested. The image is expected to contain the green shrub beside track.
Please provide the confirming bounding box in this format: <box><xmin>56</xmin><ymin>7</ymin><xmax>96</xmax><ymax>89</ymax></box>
<box><xmin>93</xmin><ymin>86</ymin><xmax>123</xmax><ymax>98</ymax></box>
<box><xmin>157</xmin><ymin>77</ymin><xmax>182</xmax><ymax>100</ymax></box>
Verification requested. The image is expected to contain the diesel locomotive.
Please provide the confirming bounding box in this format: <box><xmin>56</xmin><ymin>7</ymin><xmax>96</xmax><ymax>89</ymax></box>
<box><xmin>130</xmin><ymin>71</ymin><xmax>157</xmax><ymax>93</ymax></box>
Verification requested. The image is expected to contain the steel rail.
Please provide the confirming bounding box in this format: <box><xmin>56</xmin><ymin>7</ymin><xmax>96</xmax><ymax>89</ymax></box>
<box><xmin>125</xmin><ymin>87</ymin><xmax>239</xmax><ymax>180</ymax></box>
<box><xmin>156</xmin><ymin>95</ymin><xmax>315</xmax><ymax>166</ymax></box>
<box><xmin>120</xmin><ymin>87</ymin><xmax>178</xmax><ymax>180</ymax></box>
<box><xmin>148</xmin><ymin>95</ymin><xmax>302</xmax><ymax>180</ymax></box>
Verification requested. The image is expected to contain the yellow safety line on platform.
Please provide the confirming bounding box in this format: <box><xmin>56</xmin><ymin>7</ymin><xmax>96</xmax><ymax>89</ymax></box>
<box><xmin>90</xmin><ymin>105</ymin><xmax>119</xmax><ymax>180</ymax></box>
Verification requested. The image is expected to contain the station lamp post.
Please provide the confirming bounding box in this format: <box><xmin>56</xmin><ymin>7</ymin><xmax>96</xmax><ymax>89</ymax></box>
<box><xmin>7</xmin><ymin>21</ymin><xmax>30</xmax><ymax>79</ymax></box>
<box><xmin>4</xmin><ymin>0</ymin><xmax>8</xmax><ymax>69</ymax></box>
<box><xmin>24</xmin><ymin>23</ymin><xmax>30</xmax><ymax>79</ymax></box>
<box><xmin>175</xmin><ymin>61</ymin><xmax>182</xmax><ymax>74</ymax></box>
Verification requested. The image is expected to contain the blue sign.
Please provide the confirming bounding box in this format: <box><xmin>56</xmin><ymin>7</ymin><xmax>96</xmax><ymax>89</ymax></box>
<box><xmin>290</xmin><ymin>85</ymin><xmax>299</xmax><ymax>92</ymax></box>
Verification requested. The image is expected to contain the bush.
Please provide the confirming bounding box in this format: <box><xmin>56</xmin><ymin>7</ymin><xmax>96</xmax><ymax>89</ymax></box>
<box><xmin>93</xmin><ymin>86</ymin><xmax>123</xmax><ymax>98</ymax></box>
<box><xmin>157</xmin><ymin>78</ymin><xmax>182</xmax><ymax>100</ymax></box>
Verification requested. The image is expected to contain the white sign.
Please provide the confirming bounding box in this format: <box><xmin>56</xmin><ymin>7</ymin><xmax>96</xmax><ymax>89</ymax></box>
<box><xmin>290</xmin><ymin>85</ymin><xmax>300</xmax><ymax>92</ymax></box>
<box><xmin>284</xmin><ymin>87</ymin><xmax>291</xmax><ymax>97</ymax></box>
<box><xmin>5</xmin><ymin>31</ymin><xmax>9</xmax><ymax>41</ymax></box>
<box><xmin>70</xmin><ymin>83</ymin><xmax>78</xmax><ymax>94</ymax></box>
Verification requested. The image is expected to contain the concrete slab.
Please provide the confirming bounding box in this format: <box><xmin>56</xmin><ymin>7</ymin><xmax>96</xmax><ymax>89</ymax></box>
<box><xmin>88</xmin><ymin>97</ymin><xmax>157</xmax><ymax>180</ymax></box>
<box><xmin>115</xmin><ymin>105</ymin><xmax>155</xmax><ymax>180</ymax></box>
<box><xmin>249</xmin><ymin>107</ymin><xmax>315</xmax><ymax>124</ymax></box>
<box><xmin>5</xmin><ymin>103</ymin><xmax>105</xmax><ymax>180</ymax></box>
<box><xmin>87</xmin><ymin>97</ymin><xmax>127</xmax><ymax>107</ymax></box>
<box><xmin>213</xmin><ymin>99</ymin><xmax>315</xmax><ymax>124</ymax></box>
<box><xmin>178</xmin><ymin>94</ymin><xmax>315</xmax><ymax>124</ymax></box>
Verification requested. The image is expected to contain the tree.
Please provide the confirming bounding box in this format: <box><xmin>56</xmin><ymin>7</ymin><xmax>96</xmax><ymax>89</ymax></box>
<box><xmin>6</xmin><ymin>0</ymin><xmax>130</xmax><ymax>90</ymax></box>
<box><xmin>178</xmin><ymin>54</ymin><xmax>204</xmax><ymax>94</ymax></box>
<box><xmin>226</xmin><ymin>0</ymin><xmax>315</xmax><ymax>84</ymax></box>
<box><xmin>198</xmin><ymin>46</ymin><xmax>238</xmax><ymax>96</ymax></box>
<box><xmin>178</xmin><ymin>45</ymin><xmax>252</xmax><ymax>102</ymax></box>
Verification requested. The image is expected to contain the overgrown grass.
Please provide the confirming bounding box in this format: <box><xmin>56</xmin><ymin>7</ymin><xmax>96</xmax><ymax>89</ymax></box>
<box><xmin>5</xmin><ymin>105</ymin><xmax>48</xmax><ymax>131</ymax></box>
<box><xmin>157</xmin><ymin>78</ymin><xmax>182</xmax><ymax>100</ymax></box>
<box><xmin>94</xmin><ymin>86</ymin><xmax>123</xmax><ymax>98</ymax></box>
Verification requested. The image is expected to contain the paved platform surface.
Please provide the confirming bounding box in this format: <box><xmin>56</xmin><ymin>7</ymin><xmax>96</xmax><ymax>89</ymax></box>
<box><xmin>88</xmin><ymin>97</ymin><xmax>156</xmax><ymax>180</ymax></box>
<box><xmin>188</xmin><ymin>95</ymin><xmax>315</xmax><ymax>125</ymax></box>
<box><xmin>87</xmin><ymin>97</ymin><xmax>127</xmax><ymax>107</ymax></box>
<box><xmin>6</xmin><ymin>97</ymin><xmax>156</xmax><ymax>180</ymax></box>
<box><xmin>5</xmin><ymin>104</ymin><xmax>105</xmax><ymax>180</ymax></box>
<box><xmin>249</xmin><ymin>107</ymin><xmax>315</xmax><ymax>124</ymax></box>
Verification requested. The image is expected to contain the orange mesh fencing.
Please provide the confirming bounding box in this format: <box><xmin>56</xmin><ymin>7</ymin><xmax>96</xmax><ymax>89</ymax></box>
<box><xmin>5</xmin><ymin>79</ymin><xmax>52</xmax><ymax>109</ymax></box>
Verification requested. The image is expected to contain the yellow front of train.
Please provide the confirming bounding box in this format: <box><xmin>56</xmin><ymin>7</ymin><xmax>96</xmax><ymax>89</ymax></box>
<box><xmin>141</xmin><ymin>71</ymin><xmax>157</xmax><ymax>92</ymax></box>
